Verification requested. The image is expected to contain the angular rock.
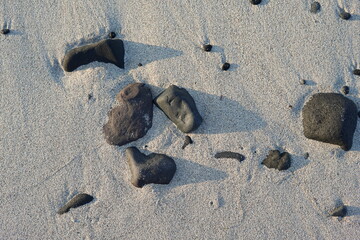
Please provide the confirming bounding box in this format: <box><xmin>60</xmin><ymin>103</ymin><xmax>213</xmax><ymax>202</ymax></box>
<box><xmin>182</xmin><ymin>135</ymin><xmax>193</xmax><ymax>149</ymax></box>
<box><xmin>215</xmin><ymin>151</ymin><xmax>245</xmax><ymax>162</ymax></box>
<box><xmin>154</xmin><ymin>85</ymin><xmax>203</xmax><ymax>133</ymax></box>
<box><xmin>126</xmin><ymin>147</ymin><xmax>177</xmax><ymax>188</ymax></box>
<box><xmin>302</xmin><ymin>93</ymin><xmax>357</xmax><ymax>150</ymax></box>
<box><xmin>62</xmin><ymin>39</ymin><xmax>125</xmax><ymax>72</ymax></box>
<box><xmin>57</xmin><ymin>193</ymin><xmax>94</xmax><ymax>215</ymax></box>
<box><xmin>262</xmin><ymin>150</ymin><xmax>291</xmax><ymax>170</ymax></box>
<box><xmin>103</xmin><ymin>83</ymin><xmax>153</xmax><ymax>146</ymax></box>
<box><xmin>329</xmin><ymin>205</ymin><xmax>347</xmax><ymax>217</ymax></box>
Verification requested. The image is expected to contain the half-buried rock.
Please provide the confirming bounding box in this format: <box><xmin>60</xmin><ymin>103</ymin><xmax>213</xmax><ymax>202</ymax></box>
<box><xmin>154</xmin><ymin>85</ymin><xmax>203</xmax><ymax>133</ymax></box>
<box><xmin>103</xmin><ymin>83</ymin><xmax>153</xmax><ymax>146</ymax></box>
<box><xmin>57</xmin><ymin>193</ymin><xmax>94</xmax><ymax>215</ymax></box>
<box><xmin>126</xmin><ymin>147</ymin><xmax>176</xmax><ymax>188</ymax></box>
<box><xmin>302</xmin><ymin>93</ymin><xmax>357</xmax><ymax>151</ymax></box>
<box><xmin>62</xmin><ymin>39</ymin><xmax>125</xmax><ymax>72</ymax></box>
<box><xmin>262</xmin><ymin>150</ymin><xmax>291</xmax><ymax>170</ymax></box>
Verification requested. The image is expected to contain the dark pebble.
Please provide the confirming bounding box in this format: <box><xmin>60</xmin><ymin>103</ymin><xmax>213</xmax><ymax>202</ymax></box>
<box><xmin>126</xmin><ymin>147</ymin><xmax>176</xmax><ymax>188</ymax></box>
<box><xmin>304</xmin><ymin>152</ymin><xmax>309</xmax><ymax>159</ymax></box>
<box><xmin>222</xmin><ymin>63</ymin><xmax>230</xmax><ymax>71</ymax></box>
<box><xmin>250</xmin><ymin>0</ymin><xmax>262</xmax><ymax>5</ymax></box>
<box><xmin>108</xmin><ymin>32</ymin><xmax>116</xmax><ymax>38</ymax></box>
<box><xmin>302</xmin><ymin>93</ymin><xmax>357</xmax><ymax>150</ymax></box>
<box><xmin>182</xmin><ymin>135</ymin><xmax>193</xmax><ymax>149</ymax></box>
<box><xmin>62</xmin><ymin>39</ymin><xmax>125</xmax><ymax>72</ymax></box>
<box><xmin>300</xmin><ymin>79</ymin><xmax>306</xmax><ymax>85</ymax></box>
<box><xmin>57</xmin><ymin>193</ymin><xmax>94</xmax><ymax>214</ymax></box>
<box><xmin>310</xmin><ymin>2</ymin><xmax>321</xmax><ymax>13</ymax></box>
<box><xmin>341</xmin><ymin>86</ymin><xmax>349</xmax><ymax>95</ymax></box>
<box><xmin>88</xmin><ymin>93</ymin><xmax>93</xmax><ymax>100</ymax></box>
<box><xmin>262</xmin><ymin>150</ymin><xmax>291</xmax><ymax>170</ymax></box>
<box><xmin>202</xmin><ymin>44</ymin><xmax>212</xmax><ymax>52</ymax></box>
<box><xmin>1</xmin><ymin>29</ymin><xmax>10</xmax><ymax>34</ymax></box>
<box><xmin>138</xmin><ymin>63</ymin><xmax>143</xmax><ymax>67</ymax></box>
<box><xmin>214</xmin><ymin>151</ymin><xmax>245</xmax><ymax>162</ymax></box>
<box><xmin>339</xmin><ymin>11</ymin><xmax>351</xmax><ymax>20</ymax></box>
<box><xmin>353</xmin><ymin>69</ymin><xmax>360</xmax><ymax>76</ymax></box>
<box><xmin>329</xmin><ymin>205</ymin><xmax>347</xmax><ymax>217</ymax></box>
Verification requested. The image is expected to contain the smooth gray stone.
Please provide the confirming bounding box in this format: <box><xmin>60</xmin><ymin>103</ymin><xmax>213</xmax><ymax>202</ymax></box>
<box><xmin>329</xmin><ymin>205</ymin><xmax>347</xmax><ymax>217</ymax></box>
<box><xmin>103</xmin><ymin>83</ymin><xmax>153</xmax><ymax>146</ymax></box>
<box><xmin>262</xmin><ymin>150</ymin><xmax>291</xmax><ymax>170</ymax></box>
<box><xmin>302</xmin><ymin>93</ymin><xmax>357</xmax><ymax>151</ymax></box>
<box><xmin>57</xmin><ymin>193</ymin><xmax>94</xmax><ymax>215</ymax></box>
<box><xmin>154</xmin><ymin>85</ymin><xmax>203</xmax><ymax>133</ymax></box>
<box><xmin>62</xmin><ymin>39</ymin><xmax>124</xmax><ymax>72</ymax></box>
<box><xmin>126</xmin><ymin>147</ymin><xmax>176</xmax><ymax>188</ymax></box>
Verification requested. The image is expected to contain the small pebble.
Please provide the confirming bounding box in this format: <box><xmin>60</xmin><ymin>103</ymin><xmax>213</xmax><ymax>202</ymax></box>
<box><xmin>353</xmin><ymin>69</ymin><xmax>360</xmax><ymax>76</ymax></box>
<box><xmin>329</xmin><ymin>205</ymin><xmax>347</xmax><ymax>217</ymax></box>
<box><xmin>88</xmin><ymin>93</ymin><xmax>93</xmax><ymax>100</ymax></box>
<box><xmin>288</xmin><ymin>105</ymin><xmax>293</xmax><ymax>109</ymax></box>
<box><xmin>339</xmin><ymin>11</ymin><xmax>351</xmax><ymax>20</ymax></box>
<box><xmin>57</xmin><ymin>193</ymin><xmax>94</xmax><ymax>215</ymax></box>
<box><xmin>108</xmin><ymin>32</ymin><xmax>116</xmax><ymax>38</ymax></box>
<box><xmin>182</xmin><ymin>135</ymin><xmax>193</xmax><ymax>149</ymax></box>
<box><xmin>341</xmin><ymin>86</ymin><xmax>349</xmax><ymax>95</ymax></box>
<box><xmin>1</xmin><ymin>29</ymin><xmax>10</xmax><ymax>34</ymax></box>
<box><xmin>250</xmin><ymin>0</ymin><xmax>262</xmax><ymax>5</ymax></box>
<box><xmin>222</xmin><ymin>63</ymin><xmax>230</xmax><ymax>71</ymax></box>
<box><xmin>310</xmin><ymin>2</ymin><xmax>321</xmax><ymax>14</ymax></box>
<box><xmin>304</xmin><ymin>152</ymin><xmax>309</xmax><ymax>159</ymax></box>
<box><xmin>300</xmin><ymin>79</ymin><xmax>306</xmax><ymax>85</ymax></box>
<box><xmin>202</xmin><ymin>44</ymin><xmax>212</xmax><ymax>52</ymax></box>
<box><xmin>138</xmin><ymin>63</ymin><xmax>143</xmax><ymax>67</ymax></box>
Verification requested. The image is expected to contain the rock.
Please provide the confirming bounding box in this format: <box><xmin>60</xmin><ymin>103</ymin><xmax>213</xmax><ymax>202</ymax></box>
<box><xmin>154</xmin><ymin>85</ymin><xmax>203</xmax><ymax>133</ymax></box>
<box><xmin>1</xmin><ymin>29</ymin><xmax>10</xmax><ymax>34</ymax></box>
<box><xmin>353</xmin><ymin>69</ymin><xmax>360</xmax><ymax>76</ymax></box>
<box><xmin>250</xmin><ymin>0</ymin><xmax>262</xmax><ymax>5</ymax></box>
<box><xmin>341</xmin><ymin>86</ymin><xmax>349</xmax><ymax>95</ymax></box>
<box><xmin>108</xmin><ymin>32</ymin><xmax>116</xmax><ymax>38</ymax></box>
<box><xmin>126</xmin><ymin>147</ymin><xmax>177</xmax><ymax>188</ymax></box>
<box><xmin>329</xmin><ymin>205</ymin><xmax>347</xmax><ymax>217</ymax></box>
<box><xmin>339</xmin><ymin>11</ymin><xmax>351</xmax><ymax>20</ymax></box>
<box><xmin>202</xmin><ymin>44</ymin><xmax>212</xmax><ymax>52</ymax></box>
<box><xmin>262</xmin><ymin>150</ymin><xmax>291</xmax><ymax>170</ymax></box>
<box><xmin>222</xmin><ymin>63</ymin><xmax>230</xmax><ymax>71</ymax></box>
<box><xmin>304</xmin><ymin>152</ymin><xmax>309</xmax><ymax>159</ymax></box>
<box><xmin>302</xmin><ymin>93</ymin><xmax>357</xmax><ymax>150</ymax></box>
<box><xmin>182</xmin><ymin>135</ymin><xmax>193</xmax><ymax>149</ymax></box>
<box><xmin>300</xmin><ymin>79</ymin><xmax>306</xmax><ymax>85</ymax></box>
<box><xmin>103</xmin><ymin>83</ymin><xmax>153</xmax><ymax>146</ymax></box>
<box><xmin>57</xmin><ymin>193</ymin><xmax>94</xmax><ymax>215</ymax></box>
<box><xmin>62</xmin><ymin>39</ymin><xmax>125</xmax><ymax>72</ymax></box>
<box><xmin>215</xmin><ymin>151</ymin><xmax>245</xmax><ymax>162</ymax></box>
<box><xmin>310</xmin><ymin>2</ymin><xmax>321</xmax><ymax>13</ymax></box>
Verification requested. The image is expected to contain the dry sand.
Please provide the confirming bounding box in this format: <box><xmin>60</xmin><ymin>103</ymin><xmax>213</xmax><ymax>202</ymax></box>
<box><xmin>1</xmin><ymin>0</ymin><xmax>360</xmax><ymax>239</ymax></box>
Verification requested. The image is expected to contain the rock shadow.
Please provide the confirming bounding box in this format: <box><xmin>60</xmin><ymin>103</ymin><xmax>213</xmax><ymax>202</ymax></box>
<box><xmin>346</xmin><ymin>206</ymin><xmax>360</xmax><ymax>217</ymax></box>
<box><xmin>289</xmin><ymin>154</ymin><xmax>310</xmax><ymax>172</ymax></box>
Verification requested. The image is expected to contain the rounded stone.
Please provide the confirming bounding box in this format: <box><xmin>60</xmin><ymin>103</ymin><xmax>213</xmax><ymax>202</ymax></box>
<box><xmin>1</xmin><ymin>29</ymin><xmax>10</xmax><ymax>34</ymax></box>
<box><xmin>310</xmin><ymin>2</ymin><xmax>321</xmax><ymax>13</ymax></box>
<box><xmin>202</xmin><ymin>44</ymin><xmax>212</xmax><ymax>52</ymax></box>
<box><xmin>341</xmin><ymin>86</ymin><xmax>349</xmax><ymax>95</ymax></box>
<box><xmin>222</xmin><ymin>63</ymin><xmax>230</xmax><ymax>71</ymax></box>
<box><xmin>250</xmin><ymin>0</ymin><xmax>262</xmax><ymax>5</ymax></box>
<box><xmin>108</xmin><ymin>32</ymin><xmax>116</xmax><ymax>38</ymax></box>
<box><xmin>339</xmin><ymin>11</ymin><xmax>351</xmax><ymax>20</ymax></box>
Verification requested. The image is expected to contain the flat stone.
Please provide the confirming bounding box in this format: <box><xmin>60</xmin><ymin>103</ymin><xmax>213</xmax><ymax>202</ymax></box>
<box><xmin>57</xmin><ymin>193</ymin><xmax>94</xmax><ymax>215</ymax></box>
<box><xmin>310</xmin><ymin>2</ymin><xmax>321</xmax><ymax>13</ymax></box>
<box><xmin>62</xmin><ymin>39</ymin><xmax>125</xmax><ymax>72</ymax></box>
<box><xmin>154</xmin><ymin>85</ymin><xmax>203</xmax><ymax>133</ymax></box>
<box><xmin>103</xmin><ymin>83</ymin><xmax>153</xmax><ymax>146</ymax></box>
<box><xmin>262</xmin><ymin>150</ymin><xmax>291</xmax><ymax>170</ymax></box>
<box><xmin>215</xmin><ymin>151</ymin><xmax>245</xmax><ymax>162</ymax></box>
<box><xmin>302</xmin><ymin>93</ymin><xmax>357</xmax><ymax>150</ymax></box>
<box><xmin>329</xmin><ymin>205</ymin><xmax>347</xmax><ymax>217</ymax></box>
<box><xmin>126</xmin><ymin>147</ymin><xmax>177</xmax><ymax>188</ymax></box>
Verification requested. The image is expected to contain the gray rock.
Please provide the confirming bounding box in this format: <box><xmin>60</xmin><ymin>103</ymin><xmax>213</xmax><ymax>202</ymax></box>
<box><xmin>302</xmin><ymin>93</ymin><xmax>357</xmax><ymax>150</ymax></box>
<box><xmin>103</xmin><ymin>83</ymin><xmax>153</xmax><ymax>146</ymax></box>
<box><xmin>262</xmin><ymin>150</ymin><xmax>291</xmax><ymax>170</ymax></box>
<box><xmin>62</xmin><ymin>39</ymin><xmax>125</xmax><ymax>72</ymax></box>
<box><xmin>215</xmin><ymin>151</ymin><xmax>245</xmax><ymax>162</ymax></box>
<box><xmin>154</xmin><ymin>85</ymin><xmax>203</xmax><ymax>133</ymax></box>
<box><xmin>310</xmin><ymin>2</ymin><xmax>321</xmax><ymax>13</ymax></box>
<box><xmin>126</xmin><ymin>147</ymin><xmax>177</xmax><ymax>188</ymax></box>
<box><xmin>57</xmin><ymin>193</ymin><xmax>94</xmax><ymax>215</ymax></box>
<box><xmin>329</xmin><ymin>205</ymin><xmax>347</xmax><ymax>217</ymax></box>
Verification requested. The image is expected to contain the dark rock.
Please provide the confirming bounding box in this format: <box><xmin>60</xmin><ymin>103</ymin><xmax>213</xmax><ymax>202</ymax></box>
<box><xmin>62</xmin><ymin>39</ymin><xmax>125</xmax><ymax>72</ymax></box>
<box><xmin>222</xmin><ymin>63</ymin><xmax>230</xmax><ymax>71</ymax></box>
<box><xmin>250</xmin><ymin>0</ymin><xmax>262</xmax><ymax>5</ymax></box>
<box><xmin>154</xmin><ymin>85</ymin><xmax>203</xmax><ymax>133</ymax></box>
<box><xmin>339</xmin><ymin>11</ymin><xmax>351</xmax><ymax>20</ymax></box>
<box><xmin>202</xmin><ymin>44</ymin><xmax>212</xmax><ymax>52</ymax></box>
<box><xmin>103</xmin><ymin>83</ymin><xmax>153</xmax><ymax>146</ymax></box>
<box><xmin>302</xmin><ymin>93</ymin><xmax>357</xmax><ymax>150</ymax></box>
<box><xmin>108</xmin><ymin>32</ymin><xmax>116</xmax><ymax>38</ymax></box>
<box><xmin>262</xmin><ymin>150</ymin><xmax>291</xmax><ymax>170</ymax></box>
<box><xmin>126</xmin><ymin>147</ymin><xmax>176</xmax><ymax>188</ymax></box>
<box><xmin>215</xmin><ymin>151</ymin><xmax>245</xmax><ymax>162</ymax></box>
<box><xmin>182</xmin><ymin>135</ymin><xmax>193</xmax><ymax>149</ymax></box>
<box><xmin>329</xmin><ymin>205</ymin><xmax>347</xmax><ymax>217</ymax></box>
<box><xmin>57</xmin><ymin>193</ymin><xmax>94</xmax><ymax>215</ymax></box>
<box><xmin>300</xmin><ymin>79</ymin><xmax>306</xmax><ymax>85</ymax></box>
<box><xmin>304</xmin><ymin>152</ymin><xmax>309</xmax><ymax>159</ymax></box>
<box><xmin>310</xmin><ymin>2</ymin><xmax>321</xmax><ymax>13</ymax></box>
<box><xmin>353</xmin><ymin>69</ymin><xmax>360</xmax><ymax>76</ymax></box>
<box><xmin>1</xmin><ymin>29</ymin><xmax>10</xmax><ymax>34</ymax></box>
<box><xmin>341</xmin><ymin>86</ymin><xmax>349</xmax><ymax>95</ymax></box>
<box><xmin>138</xmin><ymin>63</ymin><xmax>143</xmax><ymax>67</ymax></box>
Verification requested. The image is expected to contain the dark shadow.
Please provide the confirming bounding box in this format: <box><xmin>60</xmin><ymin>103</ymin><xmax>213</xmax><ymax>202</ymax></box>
<box><xmin>302</xmin><ymin>80</ymin><xmax>317</xmax><ymax>86</ymax></box>
<box><xmin>346</xmin><ymin>206</ymin><xmax>360</xmax><ymax>216</ymax></box>
<box><xmin>227</xmin><ymin>63</ymin><xmax>240</xmax><ymax>72</ymax></box>
<box><xmin>211</xmin><ymin>45</ymin><xmax>226</xmax><ymax>62</ymax></box>
<box><xmin>1</xmin><ymin>30</ymin><xmax>23</xmax><ymax>36</ymax></box>
<box><xmin>289</xmin><ymin>154</ymin><xmax>310</xmax><ymax>172</ymax></box>
<box><xmin>349</xmin><ymin>14</ymin><xmax>360</xmax><ymax>21</ymax></box>
<box><xmin>259</xmin><ymin>0</ymin><xmax>270</xmax><ymax>6</ymax></box>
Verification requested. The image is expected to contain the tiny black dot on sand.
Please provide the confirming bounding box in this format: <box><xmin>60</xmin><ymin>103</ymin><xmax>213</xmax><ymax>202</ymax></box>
<box><xmin>108</xmin><ymin>32</ymin><xmax>116</xmax><ymax>38</ymax></box>
<box><xmin>289</xmin><ymin>105</ymin><xmax>293</xmax><ymax>108</ymax></box>
<box><xmin>138</xmin><ymin>63</ymin><xmax>143</xmax><ymax>67</ymax></box>
<box><xmin>222</xmin><ymin>63</ymin><xmax>230</xmax><ymax>71</ymax></box>
<box><xmin>339</xmin><ymin>11</ymin><xmax>351</xmax><ymax>20</ymax></box>
<box><xmin>353</xmin><ymin>69</ymin><xmax>360</xmax><ymax>76</ymax></box>
<box><xmin>88</xmin><ymin>93</ymin><xmax>93</xmax><ymax>100</ymax></box>
<box><xmin>210</xmin><ymin>201</ymin><xmax>213</xmax><ymax>205</ymax></box>
<box><xmin>145</xmin><ymin>145</ymin><xmax>148</xmax><ymax>148</ymax></box>
<box><xmin>202</xmin><ymin>44</ymin><xmax>212</xmax><ymax>52</ymax></box>
<box><xmin>1</xmin><ymin>29</ymin><xmax>10</xmax><ymax>34</ymax></box>
<box><xmin>250</xmin><ymin>0</ymin><xmax>262</xmax><ymax>5</ymax></box>
<box><xmin>341</xmin><ymin>86</ymin><xmax>349</xmax><ymax>95</ymax></box>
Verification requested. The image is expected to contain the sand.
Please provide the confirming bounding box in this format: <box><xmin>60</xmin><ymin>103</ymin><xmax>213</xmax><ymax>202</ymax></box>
<box><xmin>1</xmin><ymin>0</ymin><xmax>359</xmax><ymax>239</ymax></box>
